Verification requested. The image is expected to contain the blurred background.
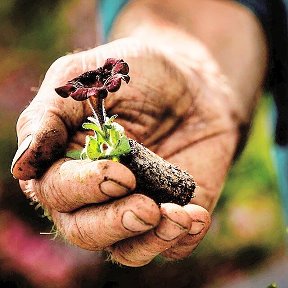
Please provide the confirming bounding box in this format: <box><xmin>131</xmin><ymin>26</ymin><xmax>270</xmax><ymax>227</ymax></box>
<box><xmin>0</xmin><ymin>1</ymin><xmax>287</xmax><ymax>287</ymax></box>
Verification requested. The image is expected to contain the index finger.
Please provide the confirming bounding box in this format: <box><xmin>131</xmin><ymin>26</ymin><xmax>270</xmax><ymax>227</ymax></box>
<box><xmin>24</xmin><ymin>159</ymin><xmax>136</xmax><ymax>212</ymax></box>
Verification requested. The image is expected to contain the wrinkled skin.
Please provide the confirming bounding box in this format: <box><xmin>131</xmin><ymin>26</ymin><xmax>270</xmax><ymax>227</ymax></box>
<box><xmin>11</xmin><ymin>38</ymin><xmax>240</xmax><ymax>266</ymax></box>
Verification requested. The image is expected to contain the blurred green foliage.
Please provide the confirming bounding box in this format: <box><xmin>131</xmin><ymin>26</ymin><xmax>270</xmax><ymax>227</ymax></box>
<box><xmin>0</xmin><ymin>0</ymin><xmax>72</xmax><ymax>226</ymax></box>
<box><xmin>0</xmin><ymin>0</ymin><xmax>72</xmax><ymax>181</ymax></box>
<box><xmin>0</xmin><ymin>0</ymin><xmax>71</xmax><ymax>76</ymax></box>
<box><xmin>0</xmin><ymin>112</ymin><xmax>18</xmax><ymax>181</ymax></box>
<box><xmin>267</xmin><ymin>283</ymin><xmax>278</xmax><ymax>288</ymax></box>
<box><xmin>198</xmin><ymin>97</ymin><xmax>286</xmax><ymax>260</ymax></box>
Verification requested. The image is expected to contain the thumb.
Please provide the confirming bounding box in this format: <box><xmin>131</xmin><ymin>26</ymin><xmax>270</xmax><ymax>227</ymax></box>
<box><xmin>11</xmin><ymin>60</ymin><xmax>85</xmax><ymax>180</ymax></box>
<box><xmin>11</xmin><ymin>93</ymin><xmax>84</xmax><ymax>180</ymax></box>
<box><xmin>11</xmin><ymin>103</ymin><xmax>66</xmax><ymax>180</ymax></box>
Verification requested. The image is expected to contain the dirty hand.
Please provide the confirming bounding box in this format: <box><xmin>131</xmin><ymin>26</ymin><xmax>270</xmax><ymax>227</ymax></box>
<box><xmin>12</xmin><ymin>36</ymin><xmax>249</xmax><ymax>266</ymax></box>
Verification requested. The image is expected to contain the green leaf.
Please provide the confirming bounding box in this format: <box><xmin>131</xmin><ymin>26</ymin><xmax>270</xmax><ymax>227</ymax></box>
<box><xmin>80</xmin><ymin>115</ymin><xmax>131</xmax><ymax>161</ymax></box>
<box><xmin>66</xmin><ymin>150</ymin><xmax>82</xmax><ymax>160</ymax></box>
<box><xmin>82</xmin><ymin>122</ymin><xmax>105</xmax><ymax>137</ymax></box>
<box><xmin>80</xmin><ymin>150</ymin><xmax>88</xmax><ymax>160</ymax></box>
<box><xmin>106</xmin><ymin>114</ymin><xmax>118</xmax><ymax>125</ymax></box>
<box><xmin>85</xmin><ymin>136</ymin><xmax>102</xmax><ymax>160</ymax></box>
<box><xmin>267</xmin><ymin>284</ymin><xmax>278</xmax><ymax>288</ymax></box>
<box><xmin>87</xmin><ymin>116</ymin><xmax>100</xmax><ymax>125</ymax></box>
<box><xmin>109</xmin><ymin>127</ymin><xmax>120</xmax><ymax>145</ymax></box>
<box><xmin>112</xmin><ymin>122</ymin><xmax>124</xmax><ymax>133</ymax></box>
<box><xmin>110</xmin><ymin>137</ymin><xmax>131</xmax><ymax>157</ymax></box>
<box><xmin>103</xmin><ymin>115</ymin><xmax>118</xmax><ymax>131</ymax></box>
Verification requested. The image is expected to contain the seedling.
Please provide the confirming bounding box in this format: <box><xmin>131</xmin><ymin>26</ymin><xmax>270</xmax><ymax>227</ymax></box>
<box><xmin>55</xmin><ymin>58</ymin><xmax>196</xmax><ymax>205</ymax></box>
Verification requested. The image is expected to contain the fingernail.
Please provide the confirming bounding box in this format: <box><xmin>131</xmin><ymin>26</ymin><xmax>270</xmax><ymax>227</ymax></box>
<box><xmin>189</xmin><ymin>222</ymin><xmax>205</xmax><ymax>235</ymax></box>
<box><xmin>100</xmin><ymin>180</ymin><xmax>128</xmax><ymax>197</ymax></box>
<box><xmin>155</xmin><ymin>217</ymin><xmax>188</xmax><ymax>241</ymax></box>
<box><xmin>11</xmin><ymin>135</ymin><xmax>33</xmax><ymax>174</ymax></box>
<box><xmin>122</xmin><ymin>210</ymin><xmax>153</xmax><ymax>232</ymax></box>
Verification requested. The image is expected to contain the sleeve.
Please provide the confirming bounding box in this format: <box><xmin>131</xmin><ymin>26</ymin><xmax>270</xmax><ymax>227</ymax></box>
<box><xmin>97</xmin><ymin>0</ymin><xmax>128</xmax><ymax>41</ymax></box>
<box><xmin>235</xmin><ymin>0</ymin><xmax>288</xmax><ymax>145</ymax></box>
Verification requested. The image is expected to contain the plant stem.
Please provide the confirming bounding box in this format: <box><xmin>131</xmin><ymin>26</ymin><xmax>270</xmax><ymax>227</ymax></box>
<box><xmin>87</xmin><ymin>97</ymin><xmax>106</xmax><ymax>128</ymax></box>
<box><xmin>96</xmin><ymin>99</ymin><xmax>106</xmax><ymax>128</ymax></box>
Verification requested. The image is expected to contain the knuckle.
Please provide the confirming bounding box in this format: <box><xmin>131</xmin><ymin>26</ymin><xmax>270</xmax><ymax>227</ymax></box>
<box><xmin>16</xmin><ymin>107</ymin><xmax>34</xmax><ymax>136</ymax></box>
<box><xmin>128</xmin><ymin>193</ymin><xmax>152</xmax><ymax>203</ymax></box>
<box><xmin>15</xmin><ymin>109</ymin><xmax>26</xmax><ymax>132</ymax></box>
<box><xmin>109</xmin><ymin>247</ymin><xmax>151</xmax><ymax>267</ymax></box>
<box><xmin>45</xmin><ymin>55</ymin><xmax>75</xmax><ymax>80</ymax></box>
<box><xmin>161</xmin><ymin>248</ymin><xmax>191</xmax><ymax>260</ymax></box>
<box><xmin>59</xmin><ymin>212</ymin><xmax>104</xmax><ymax>251</ymax></box>
<box><xmin>48</xmin><ymin>55</ymin><xmax>73</xmax><ymax>74</ymax></box>
<box><xmin>41</xmin><ymin>183</ymin><xmax>68</xmax><ymax>212</ymax></box>
<box><xmin>71</xmin><ymin>214</ymin><xmax>94</xmax><ymax>248</ymax></box>
<box><xmin>38</xmin><ymin>167</ymin><xmax>74</xmax><ymax>212</ymax></box>
<box><xmin>15</xmin><ymin>101</ymin><xmax>43</xmax><ymax>141</ymax></box>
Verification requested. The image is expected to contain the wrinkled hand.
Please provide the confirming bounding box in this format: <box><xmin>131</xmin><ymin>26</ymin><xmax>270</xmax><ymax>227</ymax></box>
<box><xmin>12</xmin><ymin>38</ymin><xmax>240</xmax><ymax>266</ymax></box>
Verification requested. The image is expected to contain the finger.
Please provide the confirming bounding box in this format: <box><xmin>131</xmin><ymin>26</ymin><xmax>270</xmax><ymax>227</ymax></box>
<box><xmin>161</xmin><ymin>204</ymin><xmax>211</xmax><ymax>260</ymax></box>
<box><xmin>108</xmin><ymin>203</ymin><xmax>192</xmax><ymax>267</ymax></box>
<box><xmin>24</xmin><ymin>159</ymin><xmax>136</xmax><ymax>213</ymax></box>
<box><xmin>50</xmin><ymin>194</ymin><xmax>161</xmax><ymax>251</ymax></box>
<box><xmin>11</xmin><ymin>79</ymin><xmax>84</xmax><ymax>180</ymax></box>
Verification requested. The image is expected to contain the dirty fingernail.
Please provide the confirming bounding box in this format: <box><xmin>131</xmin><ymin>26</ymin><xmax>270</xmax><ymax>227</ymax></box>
<box><xmin>100</xmin><ymin>180</ymin><xmax>128</xmax><ymax>197</ymax></box>
<box><xmin>155</xmin><ymin>217</ymin><xmax>188</xmax><ymax>241</ymax></box>
<box><xmin>11</xmin><ymin>135</ymin><xmax>33</xmax><ymax>174</ymax></box>
<box><xmin>189</xmin><ymin>222</ymin><xmax>205</xmax><ymax>235</ymax></box>
<box><xmin>122</xmin><ymin>210</ymin><xmax>153</xmax><ymax>232</ymax></box>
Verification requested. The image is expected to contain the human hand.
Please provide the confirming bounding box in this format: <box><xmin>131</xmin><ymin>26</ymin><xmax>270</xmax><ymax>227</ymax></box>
<box><xmin>12</xmin><ymin>36</ymin><xmax>247</xmax><ymax>266</ymax></box>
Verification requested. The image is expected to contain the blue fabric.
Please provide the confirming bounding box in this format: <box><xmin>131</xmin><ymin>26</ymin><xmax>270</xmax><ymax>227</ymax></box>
<box><xmin>98</xmin><ymin>0</ymin><xmax>128</xmax><ymax>40</ymax></box>
<box><xmin>274</xmin><ymin>145</ymin><xmax>288</xmax><ymax>224</ymax></box>
<box><xmin>271</xmin><ymin>104</ymin><xmax>288</xmax><ymax>229</ymax></box>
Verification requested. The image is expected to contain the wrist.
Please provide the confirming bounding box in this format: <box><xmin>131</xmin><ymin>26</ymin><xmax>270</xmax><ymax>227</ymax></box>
<box><xmin>109</xmin><ymin>0</ymin><xmax>268</xmax><ymax>127</ymax></box>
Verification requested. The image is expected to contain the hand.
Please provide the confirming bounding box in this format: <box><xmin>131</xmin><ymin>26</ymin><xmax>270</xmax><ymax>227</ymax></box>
<box><xmin>12</xmin><ymin>0</ymin><xmax>268</xmax><ymax>266</ymax></box>
<box><xmin>11</xmin><ymin>37</ymin><xmax>236</xmax><ymax>266</ymax></box>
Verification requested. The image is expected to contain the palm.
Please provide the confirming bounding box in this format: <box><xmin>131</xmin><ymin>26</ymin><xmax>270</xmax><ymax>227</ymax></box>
<box><xmin>100</xmin><ymin>48</ymin><xmax>238</xmax><ymax>212</ymax></box>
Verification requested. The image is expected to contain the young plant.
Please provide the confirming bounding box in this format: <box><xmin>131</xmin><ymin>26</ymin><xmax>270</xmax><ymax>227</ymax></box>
<box><xmin>67</xmin><ymin>115</ymin><xmax>131</xmax><ymax>162</ymax></box>
<box><xmin>55</xmin><ymin>58</ymin><xmax>196</xmax><ymax>206</ymax></box>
